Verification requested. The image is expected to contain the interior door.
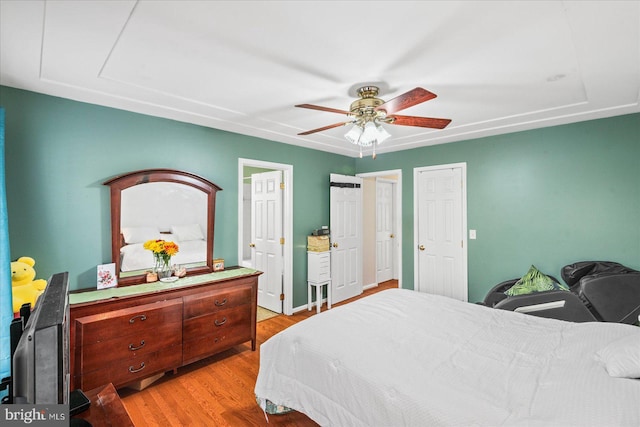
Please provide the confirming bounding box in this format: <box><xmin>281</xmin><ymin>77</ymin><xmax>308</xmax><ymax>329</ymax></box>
<box><xmin>252</xmin><ymin>170</ymin><xmax>283</xmax><ymax>313</ymax></box>
<box><xmin>330</xmin><ymin>173</ymin><xmax>363</xmax><ymax>304</ymax></box>
<box><xmin>415</xmin><ymin>166</ymin><xmax>467</xmax><ymax>301</ymax></box>
<box><xmin>376</xmin><ymin>179</ymin><xmax>394</xmax><ymax>283</ymax></box>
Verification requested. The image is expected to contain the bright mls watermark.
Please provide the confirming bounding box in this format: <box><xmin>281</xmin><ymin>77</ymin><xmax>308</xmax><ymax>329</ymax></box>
<box><xmin>2</xmin><ymin>405</ymin><xmax>67</xmax><ymax>426</ymax></box>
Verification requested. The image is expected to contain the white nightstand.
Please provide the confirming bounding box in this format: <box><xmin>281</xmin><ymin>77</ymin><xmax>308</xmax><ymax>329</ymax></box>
<box><xmin>308</xmin><ymin>251</ymin><xmax>331</xmax><ymax>314</ymax></box>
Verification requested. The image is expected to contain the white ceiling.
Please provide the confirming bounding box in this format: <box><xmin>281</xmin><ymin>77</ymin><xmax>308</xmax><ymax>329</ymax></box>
<box><xmin>1</xmin><ymin>1</ymin><xmax>639</xmax><ymax>158</ymax></box>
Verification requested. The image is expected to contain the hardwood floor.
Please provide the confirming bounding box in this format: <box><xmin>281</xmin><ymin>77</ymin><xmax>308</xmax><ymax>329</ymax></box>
<box><xmin>119</xmin><ymin>280</ymin><xmax>398</xmax><ymax>426</ymax></box>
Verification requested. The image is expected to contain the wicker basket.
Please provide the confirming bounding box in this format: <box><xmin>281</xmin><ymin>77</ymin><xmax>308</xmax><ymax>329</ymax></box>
<box><xmin>307</xmin><ymin>235</ymin><xmax>330</xmax><ymax>252</ymax></box>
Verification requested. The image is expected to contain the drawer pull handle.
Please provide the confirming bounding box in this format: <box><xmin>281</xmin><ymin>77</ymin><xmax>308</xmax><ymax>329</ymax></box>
<box><xmin>214</xmin><ymin>317</ymin><xmax>227</xmax><ymax>326</ymax></box>
<box><xmin>128</xmin><ymin>340</ymin><xmax>146</xmax><ymax>351</ymax></box>
<box><xmin>214</xmin><ymin>298</ymin><xmax>227</xmax><ymax>306</ymax></box>
<box><xmin>129</xmin><ymin>314</ymin><xmax>147</xmax><ymax>324</ymax></box>
<box><xmin>128</xmin><ymin>362</ymin><xmax>146</xmax><ymax>374</ymax></box>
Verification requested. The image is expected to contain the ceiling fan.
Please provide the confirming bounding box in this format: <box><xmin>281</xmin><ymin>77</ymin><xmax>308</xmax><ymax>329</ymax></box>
<box><xmin>295</xmin><ymin>86</ymin><xmax>451</xmax><ymax>158</ymax></box>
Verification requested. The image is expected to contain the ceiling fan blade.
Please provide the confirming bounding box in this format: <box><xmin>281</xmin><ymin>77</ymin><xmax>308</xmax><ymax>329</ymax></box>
<box><xmin>375</xmin><ymin>87</ymin><xmax>437</xmax><ymax>115</ymax></box>
<box><xmin>295</xmin><ymin>104</ymin><xmax>353</xmax><ymax>116</ymax></box>
<box><xmin>298</xmin><ymin>121</ymin><xmax>352</xmax><ymax>136</ymax></box>
<box><xmin>388</xmin><ymin>115</ymin><xmax>452</xmax><ymax>129</ymax></box>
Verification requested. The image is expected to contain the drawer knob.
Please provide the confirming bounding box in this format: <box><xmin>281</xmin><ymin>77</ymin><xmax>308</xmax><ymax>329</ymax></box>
<box><xmin>129</xmin><ymin>314</ymin><xmax>147</xmax><ymax>324</ymax></box>
<box><xmin>128</xmin><ymin>340</ymin><xmax>146</xmax><ymax>351</ymax></box>
<box><xmin>214</xmin><ymin>317</ymin><xmax>227</xmax><ymax>326</ymax></box>
<box><xmin>128</xmin><ymin>362</ymin><xmax>146</xmax><ymax>374</ymax></box>
<box><xmin>214</xmin><ymin>298</ymin><xmax>228</xmax><ymax>307</ymax></box>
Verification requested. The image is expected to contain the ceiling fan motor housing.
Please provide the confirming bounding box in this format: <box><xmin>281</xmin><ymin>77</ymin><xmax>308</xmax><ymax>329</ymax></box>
<box><xmin>350</xmin><ymin>86</ymin><xmax>386</xmax><ymax>121</ymax></box>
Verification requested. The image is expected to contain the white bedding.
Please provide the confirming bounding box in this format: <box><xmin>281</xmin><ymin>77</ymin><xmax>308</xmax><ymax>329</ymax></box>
<box><xmin>119</xmin><ymin>239</ymin><xmax>206</xmax><ymax>272</ymax></box>
<box><xmin>255</xmin><ymin>288</ymin><xmax>640</xmax><ymax>426</ymax></box>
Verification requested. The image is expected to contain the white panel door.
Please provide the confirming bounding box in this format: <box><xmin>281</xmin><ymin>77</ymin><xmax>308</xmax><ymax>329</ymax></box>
<box><xmin>330</xmin><ymin>173</ymin><xmax>363</xmax><ymax>304</ymax></box>
<box><xmin>416</xmin><ymin>166</ymin><xmax>467</xmax><ymax>301</ymax></box>
<box><xmin>252</xmin><ymin>170</ymin><xmax>283</xmax><ymax>313</ymax></box>
<box><xmin>376</xmin><ymin>179</ymin><xmax>394</xmax><ymax>283</ymax></box>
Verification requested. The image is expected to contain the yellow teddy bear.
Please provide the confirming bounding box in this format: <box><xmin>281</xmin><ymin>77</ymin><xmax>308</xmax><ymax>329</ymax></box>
<box><xmin>11</xmin><ymin>256</ymin><xmax>48</xmax><ymax>313</ymax></box>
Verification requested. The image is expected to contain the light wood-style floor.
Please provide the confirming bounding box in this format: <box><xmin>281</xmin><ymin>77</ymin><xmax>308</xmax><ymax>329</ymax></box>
<box><xmin>119</xmin><ymin>280</ymin><xmax>398</xmax><ymax>426</ymax></box>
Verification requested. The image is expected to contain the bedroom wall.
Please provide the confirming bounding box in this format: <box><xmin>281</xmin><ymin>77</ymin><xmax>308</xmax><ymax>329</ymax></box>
<box><xmin>0</xmin><ymin>86</ymin><xmax>355</xmax><ymax>308</ymax></box>
<box><xmin>355</xmin><ymin>113</ymin><xmax>640</xmax><ymax>302</ymax></box>
<box><xmin>2</xmin><ymin>85</ymin><xmax>638</xmax><ymax>307</ymax></box>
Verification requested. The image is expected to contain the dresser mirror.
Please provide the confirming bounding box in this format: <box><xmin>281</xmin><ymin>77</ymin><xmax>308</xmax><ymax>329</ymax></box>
<box><xmin>105</xmin><ymin>169</ymin><xmax>222</xmax><ymax>286</ymax></box>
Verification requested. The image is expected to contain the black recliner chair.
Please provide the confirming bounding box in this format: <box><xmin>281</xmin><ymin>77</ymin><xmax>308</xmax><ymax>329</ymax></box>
<box><xmin>482</xmin><ymin>261</ymin><xmax>640</xmax><ymax>324</ymax></box>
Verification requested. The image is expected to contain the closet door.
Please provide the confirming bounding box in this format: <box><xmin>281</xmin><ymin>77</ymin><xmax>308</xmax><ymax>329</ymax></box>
<box><xmin>252</xmin><ymin>171</ymin><xmax>283</xmax><ymax>313</ymax></box>
<box><xmin>330</xmin><ymin>173</ymin><xmax>363</xmax><ymax>304</ymax></box>
<box><xmin>415</xmin><ymin>165</ymin><xmax>467</xmax><ymax>301</ymax></box>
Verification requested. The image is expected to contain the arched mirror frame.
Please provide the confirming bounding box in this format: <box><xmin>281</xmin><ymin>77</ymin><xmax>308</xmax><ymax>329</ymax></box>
<box><xmin>104</xmin><ymin>169</ymin><xmax>222</xmax><ymax>287</ymax></box>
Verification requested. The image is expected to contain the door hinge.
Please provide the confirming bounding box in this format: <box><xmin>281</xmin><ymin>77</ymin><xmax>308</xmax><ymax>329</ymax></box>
<box><xmin>280</xmin><ymin>237</ymin><xmax>285</xmax><ymax>245</ymax></box>
<box><xmin>280</xmin><ymin>182</ymin><xmax>285</xmax><ymax>190</ymax></box>
<box><xmin>280</xmin><ymin>293</ymin><xmax>285</xmax><ymax>301</ymax></box>
<box><xmin>461</xmin><ymin>240</ymin><xmax>464</xmax><ymax>248</ymax></box>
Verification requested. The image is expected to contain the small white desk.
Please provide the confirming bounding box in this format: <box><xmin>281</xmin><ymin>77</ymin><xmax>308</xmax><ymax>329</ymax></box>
<box><xmin>307</xmin><ymin>251</ymin><xmax>331</xmax><ymax>313</ymax></box>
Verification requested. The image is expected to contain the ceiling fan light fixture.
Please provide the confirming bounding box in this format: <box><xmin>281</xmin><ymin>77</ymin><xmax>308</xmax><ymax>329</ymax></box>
<box><xmin>359</xmin><ymin>121</ymin><xmax>378</xmax><ymax>147</ymax></box>
<box><xmin>345</xmin><ymin>125</ymin><xmax>363</xmax><ymax>144</ymax></box>
<box><xmin>375</xmin><ymin>123</ymin><xmax>391</xmax><ymax>144</ymax></box>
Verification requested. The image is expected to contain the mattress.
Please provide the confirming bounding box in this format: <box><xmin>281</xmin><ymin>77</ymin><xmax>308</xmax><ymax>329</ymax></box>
<box><xmin>255</xmin><ymin>288</ymin><xmax>640</xmax><ymax>426</ymax></box>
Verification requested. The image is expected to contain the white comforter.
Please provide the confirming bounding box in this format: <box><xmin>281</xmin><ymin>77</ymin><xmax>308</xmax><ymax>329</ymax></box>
<box><xmin>255</xmin><ymin>288</ymin><xmax>640</xmax><ymax>426</ymax></box>
<box><xmin>120</xmin><ymin>239</ymin><xmax>206</xmax><ymax>272</ymax></box>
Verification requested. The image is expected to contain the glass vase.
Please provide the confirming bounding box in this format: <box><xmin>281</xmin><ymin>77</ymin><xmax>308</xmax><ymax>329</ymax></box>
<box><xmin>155</xmin><ymin>258</ymin><xmax>173</xmax><ymax>280</ymax></box>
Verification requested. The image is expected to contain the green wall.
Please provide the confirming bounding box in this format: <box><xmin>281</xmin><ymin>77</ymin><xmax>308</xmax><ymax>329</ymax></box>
<box><xmin>356</xmin><ymin>113</ymin><xmax>640</xmax><ymax>302</ymax></box>
<box><xmin>2</xmin><ymin>85</ymin><xmax>638</xmax><ymax>306</ymax></box>
<box><xmin>0</xmin><ymin>86</ymin><xmax>354</xmax><ymax>308</ymax></box>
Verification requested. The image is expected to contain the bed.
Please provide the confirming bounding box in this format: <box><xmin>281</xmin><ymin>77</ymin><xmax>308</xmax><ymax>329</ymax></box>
<box><xmin>119</xmin><ymin>224</ymin><xmax>207</xmax><ymax>272</ymax></box>
<box><xmin>255</xmin><ymin>288</ymin><xmax>640</xmax><ymax>426</ymax></box>
<box><xmin>119</xmin><ymin>239</ymin><xmax>206</xmax><ymax>272</ymax></box>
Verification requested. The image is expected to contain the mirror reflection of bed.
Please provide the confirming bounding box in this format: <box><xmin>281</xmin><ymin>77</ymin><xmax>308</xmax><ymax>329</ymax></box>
<box><xmin>119</xmin><ymin>182</ymin><xmax>208</xmax><ymax>276</ymax></box>
<box><xmin>105</xmin><ymin>169</ymin><xmax>220</xmax><ymax>286</ymax></box>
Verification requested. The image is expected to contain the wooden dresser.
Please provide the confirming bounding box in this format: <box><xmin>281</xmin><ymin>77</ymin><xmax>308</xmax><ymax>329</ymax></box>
<box><xmin>69</xmin><ymin>268</ymin><xmax>261</xmax><ymax>391</ymax></box>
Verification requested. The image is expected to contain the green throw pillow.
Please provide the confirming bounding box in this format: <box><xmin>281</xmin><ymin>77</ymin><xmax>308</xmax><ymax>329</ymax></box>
<box><xmin>504</xmin><ymin>265</ymin><xmax>569</xmax><ymax>296</ymax></box>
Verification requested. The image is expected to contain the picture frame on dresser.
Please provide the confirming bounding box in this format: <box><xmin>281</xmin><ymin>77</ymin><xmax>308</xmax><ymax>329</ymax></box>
<box><xmin>96</xmin><ymin>263</ymin><xmax>117</xmax><ymax>289</ymax></box>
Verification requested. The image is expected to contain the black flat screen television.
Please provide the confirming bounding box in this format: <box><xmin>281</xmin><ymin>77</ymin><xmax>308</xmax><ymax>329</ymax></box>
<box><xmin>12</xmin><ymin>272</ymin><xmax>70</xmax><ymax>404</ymax></box>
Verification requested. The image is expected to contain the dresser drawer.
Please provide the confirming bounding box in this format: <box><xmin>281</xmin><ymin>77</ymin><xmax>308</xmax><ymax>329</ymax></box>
<box><xmin>76</xmin><ymin>299</ymin><xmax>183</xmax><ymax>345</ymax></box>
<box><xmin>183</xmin><ymin>285</ymin><xmax>252</xmax><ymax>319</ymax></box>
<box><xmin>78</xmin><ymin>346</ymin><xmax>182</xmax><ymax>391</ymax></box>
<box><xmin>78</xmin><ymin>321</ymin><xmax>182</xmax><ymax>373</ymax></box>
<box><xmin>183</xmin><ymin>304</ymin><xmax>251</xmax><ymax>341</ymax></box>
<box><xmin>182</xmin><ymin>324</ymin><xmax>252</xmax><ymax>364</ymax></box>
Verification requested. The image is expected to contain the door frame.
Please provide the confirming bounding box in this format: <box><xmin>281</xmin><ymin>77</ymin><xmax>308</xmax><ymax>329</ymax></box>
<box><xmin>357</xmin><ymin>169</ymin><xmax>403</xmax><ymax>289</ymax></box>
<box><xmin>238</xmin><ymin>158</ymin><xmax>293</xmax><ymax>315</ymax></box>
<box><xmin>413</xmin><ymin>162</ymin><xmax>468</xmax><ymax>300</ymax></box>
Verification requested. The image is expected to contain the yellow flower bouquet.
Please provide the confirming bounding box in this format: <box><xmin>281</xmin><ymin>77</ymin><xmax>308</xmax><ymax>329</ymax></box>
<box><xmin>143</xmin><ymin>239</ymin><xmax>179</xmax><ymax>280</ymax></box>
